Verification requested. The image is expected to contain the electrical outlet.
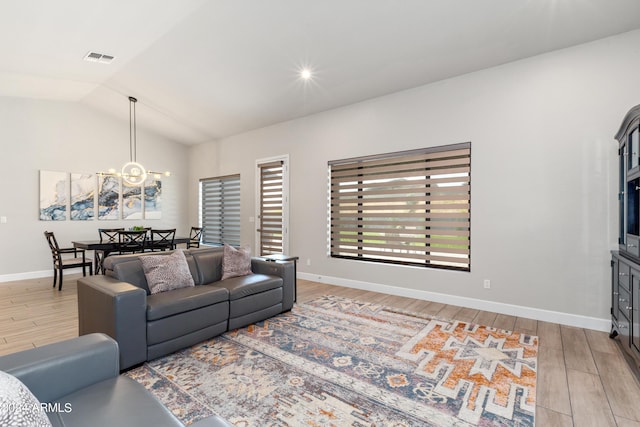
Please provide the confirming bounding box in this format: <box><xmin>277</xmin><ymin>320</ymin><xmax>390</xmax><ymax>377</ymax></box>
<box><xmin>306</xmin><ymin>258</ymin><xmax>311</xmax><ymax>266</ymax></box>
<box><xmin>0</xmin><ymin>216</ymin><xmax>6</xmax><ymax>224</ymax></box>
<box><xmin>483</xmin><ymin>279</ymin><xmax>491</xmax><ymax>289</ymax></box>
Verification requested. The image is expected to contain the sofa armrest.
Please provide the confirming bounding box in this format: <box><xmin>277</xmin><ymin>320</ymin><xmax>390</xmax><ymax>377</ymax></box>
<box><xmin>78</xmin><ymin>275</ymin><xmax>148</xmax><ymax>370</ymax></box>
<box><xmin>251</xmin><ymin>258</ymin><xmax>296</xmax><ymax>311</ymax></box>
<box><xmin>0</xmin><ymin>333</ymin><xmax>118</xmax><ymax>403</ymax></box>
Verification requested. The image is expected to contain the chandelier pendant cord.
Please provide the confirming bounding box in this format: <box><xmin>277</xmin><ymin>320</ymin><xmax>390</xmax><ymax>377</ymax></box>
<box><xmin>129</xmin><ymin>96</ymin><xmax>137</xmax><ymax>163</ymax></box>
<box><xmin>97</xmin><ymin>95</ymin><xmax>170</xmax><ymax>183</ymax></box>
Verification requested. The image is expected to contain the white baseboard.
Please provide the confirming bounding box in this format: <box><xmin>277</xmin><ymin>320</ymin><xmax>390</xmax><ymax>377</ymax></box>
<box><xmin>0</xmin><ymin>268</ymin><xmax>85</xmax><ymax>284</ymax></box>
<box><xmin>298</xmin><ymin>272</ymin><xmax>611</xmax><ymax>332</ymax></box>
<box><xmin>3</xmin><ymin>269</ymin><xmax>610</xmax><ymax>332</ymax></box>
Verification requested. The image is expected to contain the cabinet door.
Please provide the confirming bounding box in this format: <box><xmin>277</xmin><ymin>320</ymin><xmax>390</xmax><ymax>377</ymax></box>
<box><xmin>613</xmin><ymin>259</ymin><xmax>620</xmax><ymax>321</ymax></box>
<box><xmin>628</xmin><ymin>178</ymin><xmax>640</xmax><ymax>244</ymax></box>
<box><xmin>633</xmin><ymin>272</ymin><xmax>640</xmax><ymax>352</ymax></box>
<box><xmin>621</xmin><ymin>144</ymin><xmax>627</xmax><ymax>246</ymax></box>
<box><xmin>630</xmin><ymin>127</ymin><xmax>639</xmax><ymax>171</ymax></box>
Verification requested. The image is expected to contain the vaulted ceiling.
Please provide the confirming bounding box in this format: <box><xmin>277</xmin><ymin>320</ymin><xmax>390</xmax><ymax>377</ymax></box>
<box><xmin>3</xmin><ymin>0</ymin><xmax>640</xmax><ymax>144</ymax></box>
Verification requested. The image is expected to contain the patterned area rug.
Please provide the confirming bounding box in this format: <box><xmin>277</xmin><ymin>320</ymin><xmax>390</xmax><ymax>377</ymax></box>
<box><xmin>126</xmin><ymin>295</ymin><xmax>537</xmax><ymax>426</ymax></box>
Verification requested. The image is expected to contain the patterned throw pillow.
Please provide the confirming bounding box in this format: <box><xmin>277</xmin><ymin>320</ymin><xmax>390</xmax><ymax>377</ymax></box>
<box><xmin>140</xmin><ymin>250</ymin><xmax>195</xmax><ymax>294</ymax></box>
<box><xmin>221</xmin><ymin>244</ymin><xmax>252</xmax><ymax>280</ymax></box>
<box><xmin>0</xmin><ymin>370</ymin><xmax>52</xmax><ymax>427</ymax></box>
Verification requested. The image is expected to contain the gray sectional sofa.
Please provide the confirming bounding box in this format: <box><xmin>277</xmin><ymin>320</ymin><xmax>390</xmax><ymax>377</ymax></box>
<box><xmin>0</xmin><ymin>333</ymin><xmax>231</xmax><ymax>427</ymax></box>
<box><xmin>77</xmin><ymin>246</ymin><xmax>296</xmax><ymax>370</ymax></box>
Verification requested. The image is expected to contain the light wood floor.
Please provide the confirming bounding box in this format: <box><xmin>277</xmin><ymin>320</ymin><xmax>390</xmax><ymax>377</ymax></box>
<box><xmin>1</xmin><ymin>275</ymin><xmax>640</xmax><ymax>426</ymax></box>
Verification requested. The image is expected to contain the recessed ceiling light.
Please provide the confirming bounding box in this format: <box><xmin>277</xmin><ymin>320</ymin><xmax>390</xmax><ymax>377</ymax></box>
<box><xmin>300</xmin><ymin>68</ymin><xmax>312</xmax><ymax>80</ymax></box>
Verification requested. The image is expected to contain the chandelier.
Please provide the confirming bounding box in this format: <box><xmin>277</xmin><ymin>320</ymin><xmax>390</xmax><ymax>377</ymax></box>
<box><xmin>99</xmin><ymin>96</ymin><xmax>170</xmax><ymax>185</ymax></box>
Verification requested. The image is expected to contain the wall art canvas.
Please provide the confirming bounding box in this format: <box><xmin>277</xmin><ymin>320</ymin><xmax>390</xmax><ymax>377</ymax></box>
<box><xmin>144</xmin><ymin>178</ymin><xmax>162</xmax><ymax>219</ymax></box>
<box><xmin>98</xmin><ymin>175</ymin><xmax>120</xmax><ymax>220</ymax></box>
<box><xmin>70</xmin><ymin>173</ymin><xmax>95</xmax><ymax>221</ymax></box>
<box><xmin>39</xmin><ymin>170</ymin><xmax>67</xmax><ymax>221</ymax></box>
<box><xmin>123</xmin><ymin>181</ymin><xmax>143</xmax><ymax>220</ymax></box>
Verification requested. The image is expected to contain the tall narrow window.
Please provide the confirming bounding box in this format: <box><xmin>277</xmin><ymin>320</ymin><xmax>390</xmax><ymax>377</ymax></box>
<box><xmin>200</xmin><ymin>174</ymin><xmax>240</xmax><ymax>246</ymax></box>
<box><xmin>329</xmin><ymin>142</ymin><xmax>471</xmax><ymax>271</ymax></box>
<box><xmin>258</xmin><ymin>160</ymin><xmax>284</xmax><ymax>255</ymax></box>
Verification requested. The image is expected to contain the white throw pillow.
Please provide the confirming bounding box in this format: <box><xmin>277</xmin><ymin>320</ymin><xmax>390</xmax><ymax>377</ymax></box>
<box><xmin>0</xmin><ymin>370</ymin><xmax>52</xmax><ymax>427</ymax></box>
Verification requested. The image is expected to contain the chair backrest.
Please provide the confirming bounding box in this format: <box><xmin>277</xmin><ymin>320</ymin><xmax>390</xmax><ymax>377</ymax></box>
<box><xmin>189</xmin><ymin>227</ymin><xmax>203</xmax><ymax>247</ymax></box>
<box><xmin>99</xmin><ymin>228</ymin><xmax>124</xmax><ymax>243</ymax></box>
<box><xmin>150</xmin><ymin>229</ymin><xmax>176</xmax><ymax>250</ymax></box>
<box><xmin>118</xmin><ymin>230</ymin><xmax>147</xmax><ymax>254</ymax></box>
<box><xmin>44</xmin><ymin>231</ymin><xmax>61</xmax><ymax>265</ymax></box>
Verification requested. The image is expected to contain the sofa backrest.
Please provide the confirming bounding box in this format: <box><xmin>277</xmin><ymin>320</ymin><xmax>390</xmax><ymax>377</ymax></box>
<box><xmin>190</xmin><ymin>249</ymin><xmax>224</xmax><ymax>284</ymax></box>
<box><xmin>103</xmin><ymin>248</ymin><xmax>221</xmax><ymax>294</ymax></box>
<box><xmin>107</xmin><ymin>257</ymin><xmax>152</xmax><ymax>293</ymax></box>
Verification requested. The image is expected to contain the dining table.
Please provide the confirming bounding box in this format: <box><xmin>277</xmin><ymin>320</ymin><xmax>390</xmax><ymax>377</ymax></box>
<box><xmin>72</xmin><ymin>236</ymin><xmax>192</xmax><ymax>252</ymax></box>
<box><xmin>73</xmin><ymin>236</ymin><xmax>192</xmax><ymax>274</ymax></box>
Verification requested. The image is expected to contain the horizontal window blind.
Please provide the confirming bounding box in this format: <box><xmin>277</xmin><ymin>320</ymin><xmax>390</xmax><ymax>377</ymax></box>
<box><xmin>329</xmin><ymin>143</ymin><xmax>471</xmax><ymax>271</ymax></box>
<box><xmin>259</xmin><ymin>161</ymin><xmax>284</xmax><ymax>255</ymax></box>
<box><xmin>200</xmin><ymin>174</ymin><xmax>240</xmax><ymax>246</ymax></box>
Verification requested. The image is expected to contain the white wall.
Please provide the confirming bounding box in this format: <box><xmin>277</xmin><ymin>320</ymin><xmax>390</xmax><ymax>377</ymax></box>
<box><xmin>189</xmin><ymin>30</ymin><xmax>640</xmax><ymax>328</ymax></box>
<box><xmin>0</xmin><ymin>97</ymin><xmax>190</xmax><ymax>279</ymax></box>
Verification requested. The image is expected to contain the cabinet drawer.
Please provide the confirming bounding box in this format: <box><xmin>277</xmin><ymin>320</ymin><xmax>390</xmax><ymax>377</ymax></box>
<box><xmin>619</xmin><ymin>286</ymin><xmax>632</xmax><ymax>320</ymax></box>
<box><xmin>613</xmin><ymin>257</ymin><xmax>620</xmax><ymax>320</ymax></box>
<box><xmin>634</xmin><ymin>275</ymin><xmax>640</xmax><ymax>352</ymax></box>
<box><xmin>627</xmin><ymin>235</ymin><xmax>640</xmax><ymax>258</ymax></box>
<box><xmin>616</xmin><ymin>313</ymin><xmax>631</xmax><ymax>346</ymax></box>
<box><xmin>619</xmin><ymin>262</ymin><xmax>632</xmax><ymax>291</ymax></box>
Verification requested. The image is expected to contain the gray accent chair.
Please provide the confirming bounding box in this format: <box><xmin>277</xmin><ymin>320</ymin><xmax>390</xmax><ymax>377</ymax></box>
<box><xmin>78</xmin><ymin>246</ymin><xmax>296</xmax><ymax>370</ymax></box>
<box><xmin>0</xmin><ymin>333</ymin><xmax>231</xmax><ymax>427</ymax></box>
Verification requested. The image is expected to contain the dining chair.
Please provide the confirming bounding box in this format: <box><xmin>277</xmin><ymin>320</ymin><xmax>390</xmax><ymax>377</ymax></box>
<box><xmin>118</xmin><ymin>230</ymin><xmax>147</xmax><ymax>254</ymax></box>
<box><xmin>187</xmin><ymin>226</ymin><xmax>203</xmax><ymax>248</ymax></box>
<box><xmin>44</xmin><ymin>231</ymin><xmax>93</xmax><ymax>291</ymax></box>
<box><xmin>149</xmin><ymin>229</ymin><xmax>176</xmax><ymax>252</ymax></box>
<box><xmin>95</xmin><ymin>228</ymin><xmax>124</xmax><ymax>274</ymax></box>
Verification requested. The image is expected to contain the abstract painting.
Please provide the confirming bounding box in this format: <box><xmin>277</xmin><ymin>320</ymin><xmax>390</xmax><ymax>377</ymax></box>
<box><xmin>40</xmin><ymin>171</ymin><xmax>164</xmax><ymax>221</ymax></box>
<box><xmin>39</xmin><ymin>170</ymin><xmax>67</xmax><ymax>221</ymax></box>
<box><xmin>123</xmin><ymin>181</ymin><xmax>143</xmax><ymax>220</ymax></box>
<box><xmin>70</xmin><ymin>173</ymin><xmax>95</xmax><ymax>221</ymax></box>
<box><xmin>144</xmin><ymin>178</ymin><xmax>162</xmax><ymax>219</ymax></box>
<box><xmin>98</xmin><ymin>175</ymin><xmax>120</xmax><ymax>220</ymax></box>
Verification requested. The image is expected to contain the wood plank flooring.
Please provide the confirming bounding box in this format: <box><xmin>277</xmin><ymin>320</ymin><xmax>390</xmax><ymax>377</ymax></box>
<box><xmin>1</xmin><ymin>275</ymin><xmax>640</xmax><ymax>426</ymax></box>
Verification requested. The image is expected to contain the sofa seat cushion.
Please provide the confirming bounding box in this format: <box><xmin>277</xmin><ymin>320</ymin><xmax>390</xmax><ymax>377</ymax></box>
<box><xmin>216</xmin><ymin>274</ymin><xmax>283</xmax><ymax>300</ymax></box>
<box><xmin>147</xmin><ymin>301</ymin><xmax>229</xmax><ymax>346</ymax></box>
<box><xmin>146</xmin><ymin>285</ymin><xmax>229</xmax><ymax>321</ymax></box>
<box><xmin>48</xmin><ymin>376</ymin><xmax>182</xmax><ymax>427</ymax></box>
<box><xmin>147</xmin><ymin>317</ymin><xmax>228</xmax><ymax>360</ymax></box>
<box><xmin>228</xmin><ymin>288</ymin><xmax>283</xmax><ymax>330</ymax></box>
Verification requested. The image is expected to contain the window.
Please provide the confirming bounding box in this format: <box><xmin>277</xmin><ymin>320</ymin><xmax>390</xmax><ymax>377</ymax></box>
<box><xmin>329</xmin><ymin>142</ymin><xmax>471</xmax><ymax>271</ymax></box>
<box><xmin>200</xmin><ymin>174</ymin><xmax>240</xmax><ymax>246</ymax></box>
<box><xmin>257</xmin><ymin>159</ymin><xmax>286</xmax><ymax>255</ymax></box>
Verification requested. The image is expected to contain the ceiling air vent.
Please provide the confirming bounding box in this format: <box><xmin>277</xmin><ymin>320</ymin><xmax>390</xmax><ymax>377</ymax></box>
<box><xmin>83</xmin><ymin>51</ymin><xmax>115</xmax><ymax>64</ymax></box>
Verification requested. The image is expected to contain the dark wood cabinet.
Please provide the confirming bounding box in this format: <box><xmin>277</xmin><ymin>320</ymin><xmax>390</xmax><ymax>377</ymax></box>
<box><xmin>616</xmin><ymin>104</ymin><xmax>640</xmax><ymax>257</ymax></box>
<box><xmin>611</xmin><ymin>253</ymin><xmax>638</xmax><ymax>374</ymax></box>
<box><xmin>611</xmin><ymin>104</ymin><xmax>640</xmax><ymax>375</ymax></box>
